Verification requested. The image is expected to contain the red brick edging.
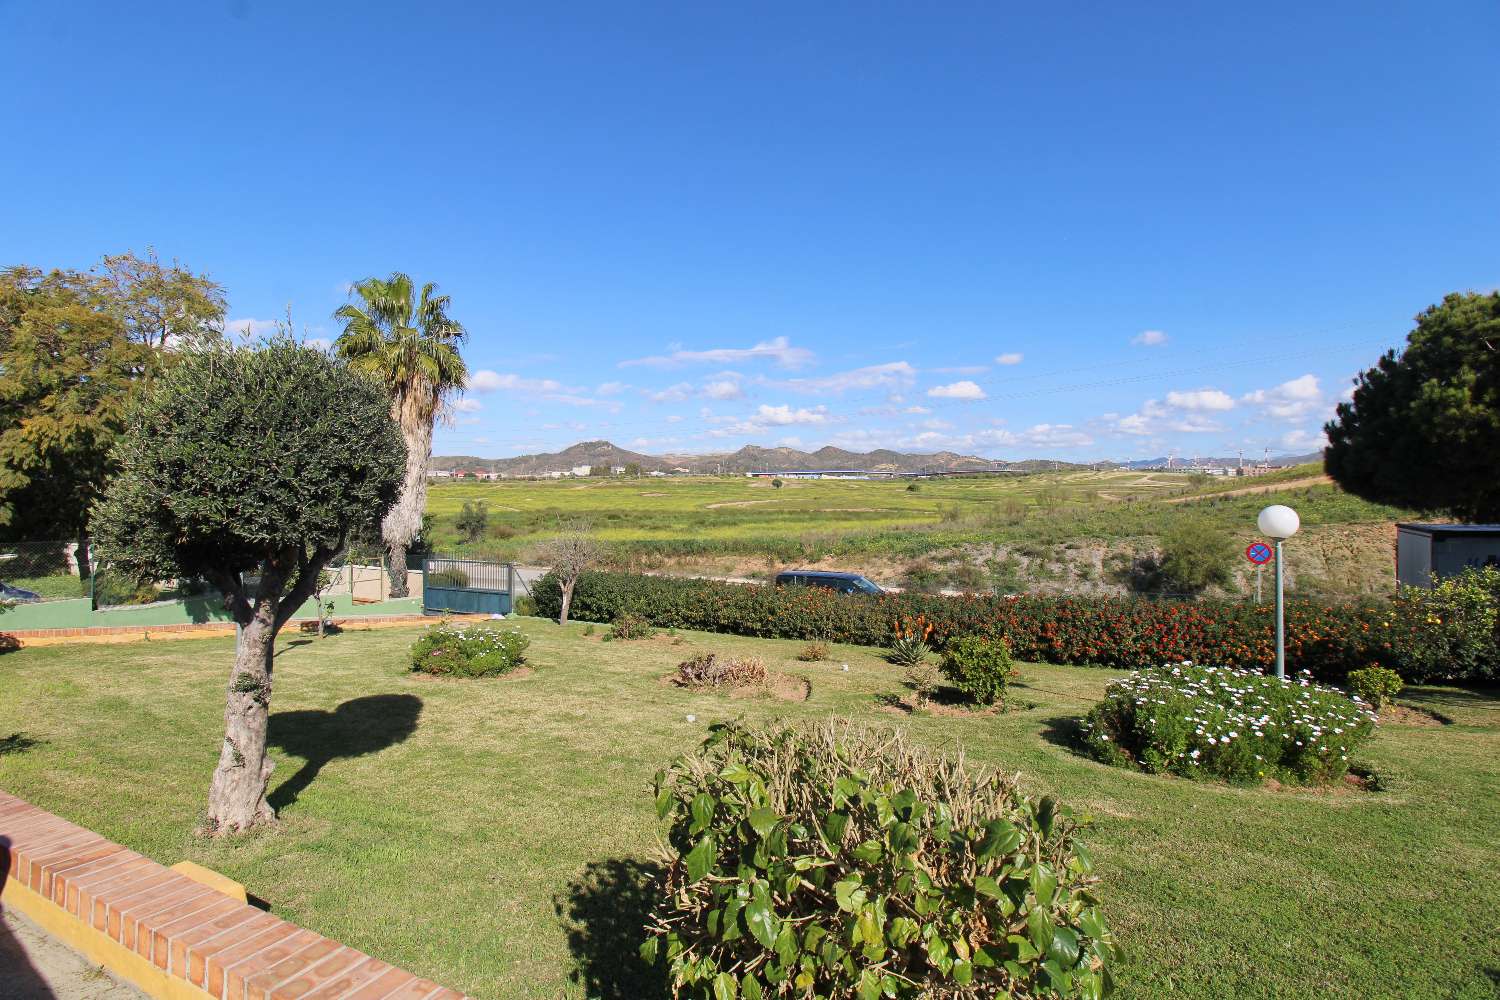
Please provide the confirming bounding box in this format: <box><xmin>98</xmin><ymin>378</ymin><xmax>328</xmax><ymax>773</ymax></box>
<box><xmin>0</xmin><ymin>790</ymin><xmax>470</xmax><ymax>1000</ymax></box>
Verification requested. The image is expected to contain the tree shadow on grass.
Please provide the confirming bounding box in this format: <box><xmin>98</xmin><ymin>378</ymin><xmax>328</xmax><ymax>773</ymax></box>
<box><xmin>266</xmin><ymin>694</ymin><xmax>422</xmax><ymax>813</ymax></box>
<box><xmin>555</xmin><ymin>859</ymin><xmax>670</xmax><ymax>1000</ymax></box>
<box><xmin>0</xmin><ymin>734</ymin><xmax>42</xmax><ymax>756</ymax></box>
<box><xmin>1040</xmin><ymin>715</ymin><xmax>1093</xmax><ymax>759</ymax></box>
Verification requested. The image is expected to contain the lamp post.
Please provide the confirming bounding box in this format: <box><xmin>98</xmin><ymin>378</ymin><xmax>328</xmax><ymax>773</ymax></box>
<box><xmin>1256</xmin><ymin>504</ymin><xmax>1300</xmax><ymax>679</ymax></box>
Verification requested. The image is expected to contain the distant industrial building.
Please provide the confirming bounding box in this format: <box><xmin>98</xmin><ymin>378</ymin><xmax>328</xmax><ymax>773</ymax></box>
<box><xmin>1396</xmin><ymin>524</ymin><xmax>1500</xmax><ymax>587</ymax></box>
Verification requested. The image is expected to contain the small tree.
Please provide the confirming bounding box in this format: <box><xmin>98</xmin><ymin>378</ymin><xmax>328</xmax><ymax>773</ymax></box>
<box><xmin>771</xmin><ymin>477</ymin><xmax>784</xmax><ymax>489</ymax></box>
<box><xmin>538</xmin><ymin>524</ymin><xmax>601</xmax><ymax>625</ymax></box>
<box><xmin>92</xmin><ymin>339</ymin><xmax>404</xmax><ymax>832</ymax></box>
<box><xmin>455</xmin><ymin>500</ymin><xmax>489</xmax><ymax>544</ymax></box>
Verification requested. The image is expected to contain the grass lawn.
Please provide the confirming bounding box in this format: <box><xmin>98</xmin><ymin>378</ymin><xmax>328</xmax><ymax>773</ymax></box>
<box><xmin>2</xmin><ymin>621</ymin><xmax>1497</xmax><ymax>998</ymax></box>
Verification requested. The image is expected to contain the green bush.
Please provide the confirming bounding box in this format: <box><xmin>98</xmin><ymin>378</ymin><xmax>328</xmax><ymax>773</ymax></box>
<box><xmin>409</xmin><ymin>621</ymin><xmax>529</xmax><ymax>677</ymax></box>
<box><xmin>643</xmin><ymin>719</ymin><xmax>1115</xmax><ymax>999</ymax></box>
<box><xmin>1383</xmin><ymin>567</ymin><xmax>1500</xmax><ymax>681</ymax></box>
<box><xmin>1346</xmin><ymin>666</ymin><xmax>1403</xmax><ymax>711</ymax></box>
<box><xmin>609</xmin><ymin>610</ymin><xmax>656</xmax><ymax>640</ymax></box>
<box><xmin>426</xmin><ymin>567</ymin><xmax>471</xmax><ymax>588</ymax></box>
<box><xmin>940</xmin><ymin>635</ymin><xmax>1014</xmax><ymax>706</ymax></box>
<box><xmin>531</xmin><ymin>569</ymin><xmax>1500</xmax><ymax>683</ymax></box>
<box><xmin>1154</xmin><ymin>519</ymin><xmax>1235</xmax><ymax>596</ymax></box>
<box><xmin>92</xmin><ymin>570</ymin><xmax>163</xmax><ymax>607</ymax></box>
<box><xmin>1083</xmin><ymin>663</ymin><xmax>1376</xmax><ymax>785</ymax></box>
<box><xmin>513</xmin><ymin>594</ymin><xmax>538</xmax><ymax>617</ymax></box>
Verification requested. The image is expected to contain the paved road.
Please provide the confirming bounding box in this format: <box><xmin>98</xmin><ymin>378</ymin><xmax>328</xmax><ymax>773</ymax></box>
<box><xmin>0</xmin><ymin>908</ymin><xmax>145</xmax><ymax>1000</ymax></box>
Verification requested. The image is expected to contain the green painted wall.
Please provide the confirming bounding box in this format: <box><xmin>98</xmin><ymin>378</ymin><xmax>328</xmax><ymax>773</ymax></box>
<box><xmin>1</xmin><ymin>593</ymin><xmax>424</xmax><ymax>631</ymax></box>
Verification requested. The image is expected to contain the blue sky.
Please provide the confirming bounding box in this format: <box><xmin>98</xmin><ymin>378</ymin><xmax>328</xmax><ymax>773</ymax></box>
<box><xmin>4</xmin><ymin>2</ymin><xmax>1497</xmax><ymax>461</ymax></box>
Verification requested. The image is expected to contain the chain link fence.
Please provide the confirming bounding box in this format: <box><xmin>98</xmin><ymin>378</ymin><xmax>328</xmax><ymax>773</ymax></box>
<box><xmin>0</xmin><ymin>540</ymin><xmax>91</xmax><ymax>603</ymax></box>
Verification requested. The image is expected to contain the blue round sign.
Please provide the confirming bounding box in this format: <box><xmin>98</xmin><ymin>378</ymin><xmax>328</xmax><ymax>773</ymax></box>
<box><xmin>1245</xmin><ymin>542</ymin><xmax>1274</xmax><ymax>565</ymax></box>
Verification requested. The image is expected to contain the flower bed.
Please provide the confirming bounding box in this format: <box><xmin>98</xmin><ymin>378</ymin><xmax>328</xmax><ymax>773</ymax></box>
<box><xmin>1082</xmin><ymin>663</ymin><xmax>1377</xmax><ymax>785</ymax></box>
<box><xmin>410</xmin><ymin>620</ymin><xmax>530</xmax><ymax>677</ymax></box>
<box><xmin>531</xmin><ymin>570</ymin><xmax>1500</xmax><ymax>682</ymax></box>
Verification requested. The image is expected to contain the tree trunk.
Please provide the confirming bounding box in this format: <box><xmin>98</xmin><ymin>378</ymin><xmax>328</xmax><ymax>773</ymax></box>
<box><xmin>73</xmin><ymin>529</ymin><xmax>92</xmax><ymax>581</ymax></box>
<box><xmin>382</xmin><ymin>390</ymin><xmax>435</xmax><ymax>598</ymax></box>
<box><xmin>205</xmin><ymin>590</ymin><xmax>279</xmax><ymax>832</ymax></box>
<box><xmin>386</xmin><ymin>541</ymin><xmax>410</xmax><ymax>598</ymax></box>
<box><xmin>560</xmin><ymin>578</ymin><xmax>575</xmax><ymax>625</ymax></box>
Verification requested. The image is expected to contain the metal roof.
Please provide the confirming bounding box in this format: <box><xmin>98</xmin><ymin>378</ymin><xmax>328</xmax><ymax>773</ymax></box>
<box><xmin>1395</xmin><ymin>523</ymin><xmax>1500</xmax><ymax>536</ymax></box>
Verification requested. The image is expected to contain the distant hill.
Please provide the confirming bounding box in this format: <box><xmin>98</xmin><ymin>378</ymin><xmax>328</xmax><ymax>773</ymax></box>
<box><xmin>430</xmin><ymin>440</ymin><xmax>1322</xmax><ymax>477</ymax></box>
<box><xmin>1123</xmin><ymin>451</ymin><xmax>1325</xmax><ymax>470</ymax></box>
<box><xmin>431</xmin><ymin>440</ymin><xmax>1004</xmax><ymax>476</ymax></box>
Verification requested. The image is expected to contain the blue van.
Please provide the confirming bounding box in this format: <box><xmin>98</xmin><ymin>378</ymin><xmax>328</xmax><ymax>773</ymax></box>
<box><xmin>774</xmin><ymin>570</ymin><xmax>885</xmax><ymax>596</ymax></box>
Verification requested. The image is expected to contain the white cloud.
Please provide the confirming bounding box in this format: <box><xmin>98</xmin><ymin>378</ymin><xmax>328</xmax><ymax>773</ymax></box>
<box><xmin>1164</xmin><ymin>388</ymin><xmax>1235</xmax><ymax>412</ymax></box>
<box><xmin>781</xmin><ymin>361</ymin><xmax>917</xmax><ymax>394</ymax></box>
<box><xmin>470</xmin><ymin>370</ymin><xmax>568</xmax><ymax>394</ymax></box>
<box><xmin>226</xmin><ymin>317</ymin><xmax>280</xmax><ymax>338</ymax></box>
<box><xmin>702</xmin><ymin>378</ymin><xmax>744</xmax><ymax>400</ymax></box>
<box><xmin>621</xmin><ymin>335</ymin><xmax>813</xmax><ymax>370</ymax></box>
<box><xmin>1280</xmin><ymin>428</ymin><xmax>1328</xmax><ymax>451</ymax></box>
<box><xmin>995</xmin><ymin>352</ymin><xmax>1024</xmax><ymax>365</ymax></box>
<box><xmin>1022</xmin><ymin>423</ymin><xmax>1094</xmax><ymax>448</ymax></box>
<box><xmin>596</xmin><ymin>381</ymin><xmax>629</xmax><ymax>396</ymax></box>
<box><xmin>1340</xmin><ymin>382</ymin><xmax>1357</xmax><ymax>402</ymax></box>
<box><xmin>904</xmin><ymin>405</ymin><xmax>932</xmax><ymax>414</ymax></box>
<box><xmin>708</xmin><ymin>404</ymin><xmax>833</xmax><ymax>436</ymax></box>
<box><xmin>927</xmin><ymin>380</ymin><xmax>987</xmax><ymax>401</ymax></box>
<box><xmin>1243</xmin><ymin>374</ymin><xmax>1324</xmax><ymax>421</ymax></box>
<box><xmin>1111</xmin><ymin>398</ymin><xmax>1224</xmax><ymax>436</ymax></box>
<box><xmin>452</xmin><ymin>398</ymin><xmax>483</xmax><ymax>413</ymax></box>
<box><xmin>644</xmin><ymin>382</ymin><xmax>694</xmax><ymax>403</ymax></box>
<box><xmin>1131</xmin><ymin>329</ymin><xmax>1169</xmax><ymax>347</ymax></box>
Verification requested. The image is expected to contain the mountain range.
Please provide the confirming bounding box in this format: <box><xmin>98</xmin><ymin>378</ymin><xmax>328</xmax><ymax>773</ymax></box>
<box><xmin>430</xmin><ymin>440</ymin><xmax>1323</xmax><ymax>477</ymax></box>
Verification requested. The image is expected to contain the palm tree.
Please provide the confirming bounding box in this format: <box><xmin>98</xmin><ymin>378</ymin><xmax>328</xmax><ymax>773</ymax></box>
<box><xmin>334</xmin><ymin>273</ymin><xmax>467</xmax><ymax>597</ymax></box>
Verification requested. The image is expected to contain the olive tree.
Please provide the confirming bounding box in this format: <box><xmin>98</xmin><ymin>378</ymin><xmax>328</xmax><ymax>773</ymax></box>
<box><xmin>537</xmin><ymin>524</ymin><xmax>601</xmax><ymax>625</ymax></box>
<box><xmin>92</xmin><ymin>339</ymin><xmax>404</xmax><ymax>832</ymax></box>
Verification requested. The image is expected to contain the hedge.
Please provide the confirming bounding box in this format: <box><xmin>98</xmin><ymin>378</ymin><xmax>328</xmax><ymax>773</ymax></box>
<box><xmin>531</xmin><ymin>570</ymin><xmax>1500</xmax><ymax>683</ymax></box>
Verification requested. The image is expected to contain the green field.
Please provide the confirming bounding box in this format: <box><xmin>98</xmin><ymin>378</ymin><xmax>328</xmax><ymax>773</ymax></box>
<box><xmin>1</xmin><ymin>622</ymin><xmax>1495</xmax><ymax>998</ymax></box>
<box><xmin>424</xmin><ymin>465</ymin><xmax>1414</xmax><ymax>598</ymax></box>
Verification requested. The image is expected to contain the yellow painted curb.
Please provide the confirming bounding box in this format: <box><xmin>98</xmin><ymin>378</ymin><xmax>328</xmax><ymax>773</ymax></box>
<box><xmin>169</xmin><ymin>862</ymin><xmax>247</xmax><ymax>904</ymax></box>
<box><xmin>0</xmin><ymin>874</ymin><xmax>215</xmax><ymax>1000</ymax></box>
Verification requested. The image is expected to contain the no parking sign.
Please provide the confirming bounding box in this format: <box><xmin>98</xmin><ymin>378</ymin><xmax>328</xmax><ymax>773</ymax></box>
<box><xmin>1245</xmin><ymin>541</ymin><xmax>1274</xmax><ymax>565</ymax></box>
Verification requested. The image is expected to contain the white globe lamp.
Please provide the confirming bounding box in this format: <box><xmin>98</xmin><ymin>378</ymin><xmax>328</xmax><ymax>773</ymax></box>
<box><xmin>1257</xmin><ymin>504</ymin><xmax>1299</xmax><ymax>678</ymax></box>
<box><xmin>1257</xmin><ymin>504</ymin><xmax>1300</xmax><ymax>540</ymax></box>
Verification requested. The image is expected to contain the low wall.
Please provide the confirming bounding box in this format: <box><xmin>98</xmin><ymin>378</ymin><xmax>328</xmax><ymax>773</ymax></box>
<box><xmin>0</xmin><ymin>790</ymin><xmax>468</xmax><ymax>1000</ymax></box>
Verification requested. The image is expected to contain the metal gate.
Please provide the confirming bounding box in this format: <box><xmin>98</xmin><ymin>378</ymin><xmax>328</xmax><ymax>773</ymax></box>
<box><xmin>422</xmin><ymin>556</ymin><xmax>522</xmax><ymax>616</ymax></box>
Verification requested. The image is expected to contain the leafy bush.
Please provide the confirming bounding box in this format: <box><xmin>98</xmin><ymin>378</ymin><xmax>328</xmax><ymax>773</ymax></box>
<box><xmin>904</xmin><ymin>661</ymin><xmax>941</xmax><ymax>706</ymax></box>
<box><xmin>1383</xmin><ymin>567</ymin><xmax>1500</xmax><ymax>681</ymax></box>
<box><xmin>92</xmin><ymin>569</ymin><xmax>163</xmax><ymax>607</ymax></box>
<box><xmin>1153</xmin><ymin>520</ymin><xmax>1235</xmax><ymax>596</ymax></box>
<box><xmin>610</xmin><ymin>611</ymin><xmax>656</xmax><ymax>640</ymax></box>
<box><xmin>797</xmin><ymin>640</ymin><xmax>829</xmax><ymax>662</ymax></box>
<box><xmin>1346</xmin><ymin>666</ymin><xmax>1403</xmax><ymax>711</ymax></box>
<box><xmin>409</xmin><ymin>621</ymin><xmax>529</xmax><ymax>677</ymax></box>
<box><xmin>513</xmin><ymin>594</ymin><xmax>538</xmax><ymax>617</ymax></box>
<box><xmin>940</xmin><ymin>635</ymin><xmax>1014</xmax><ymax>706</ymax></box>
<box><xmin>426</xmin><ymin>567</ymin><xmax>470</xmax><ymax>588</ymax></box>
<box><xmin>644</xmin><ymin>719</ymin><xmax>1115</xmax><ymax>999</ymax></box>
<box><xmin>887</xmin><ymin>615</ymin><xmax>932</xmax><ymax>667</ymax></box>
<box><xmin>532</xmin><ymin>570</ymin><xmax>1500</xmax><ymax>683</ymax></box>
<box><xmin>675</xmin><ymin>652</ymin><xmax>767</xmax><ymax>688</ymax></box>
<box><xmin>1083</xmin><ymin>663</ymin><xmax>1376</xmax><ymax>785</ymax></box>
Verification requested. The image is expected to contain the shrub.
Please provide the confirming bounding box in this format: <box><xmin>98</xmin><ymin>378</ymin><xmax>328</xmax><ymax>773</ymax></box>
<box><xmin>610</xmin><ymin>611</ymin><xmax>656</xmax><ymax>640</ymax></box>
<box><xmin>92</xmin><ymin>569</ymin><xmax>163</xmax><ymax>607</ymax></box>
<box><xmin>1083</xmin><ymin>663</ymin><xmax>1376</xmax><ymax>785</ymax></box>
<box><xmin>797</xmin><ymin>640</ymin><xmax>829</xmax><ymax>662</ymax></box>
<box><xmin>941</xmin><ymin>635</ymin><xmax>1014</xmax><ymax>706</ymax></box>
<box><xmin>887</xmin><ymin>614</ymin><xmax>932</xmax><ymax>667</ymax></box>
<box><xmin>643</xmin><ymin>719</ymin><xmax>1115</xmax><ymax>999</ymax></box>
<box><xmin>1153</xmin><ymin>519</ymin><xmax>1235</xmax><ymax>596</ymax></box>
<box><xmin>513</xmin><ymin>594</ymin><xmax>538</xmax><ymax>617</ymax></box>
<box><xmin>1346</xmin><ymin>666</ymin><xmax>1403</xmax><ymax>711</ymax></box>
<box><xmin>904</xmin><ymin>661</ymin><xmax>941</xmax><ymax>706</ymax></box>
<box><xmin>409</xmin><ymin>621</ymin><xmax>529</xmax><ymax>677</ymax></box>
<box><xmin>426</xmin><ymin>567</ymin><xmax>470</xmax><ymax>588</ymax></box>
<box><xmin>530</xmin><ymin>570</ymin><xmax>1499</xmax><ymax>683</ymax></box>
<box><xmin>1383</xmin><ymin>567</ymin><xmax>1500</xmax><ymax>681</ymax></box>
<box><xmin>675</xmin><ymin>652</ymin><xmax>767</xmax><ymax>688</ymax></box>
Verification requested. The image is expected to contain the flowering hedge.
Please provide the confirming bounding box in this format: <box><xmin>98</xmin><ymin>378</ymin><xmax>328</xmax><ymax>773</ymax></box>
<box><xmin>410</xmin><ymin>620</ymin><xmax>530</xmax><ymax>677</ymax></box>
<box><xmin>1082</xmin><ymin>663</ymin><xmax>1377</xmax><ymax>785</ymax></box>
<box><xmin>531</xmin><ymin>570</ymin><xmax>1499</xmax><ymax>682</ymax></box>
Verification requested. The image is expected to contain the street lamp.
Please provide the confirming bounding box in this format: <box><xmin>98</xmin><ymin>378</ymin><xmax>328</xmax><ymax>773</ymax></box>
<box><xmin>1257</xmin><ymin>504</ymin><xmax>1300</xmax><ymax>679</ymax></box>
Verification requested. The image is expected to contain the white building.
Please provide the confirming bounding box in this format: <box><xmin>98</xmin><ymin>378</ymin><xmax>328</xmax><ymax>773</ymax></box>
<box><xmin>570</xmin><ymin>465</ymin><xmax>592</xmax><ymax>477</ymax></box>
